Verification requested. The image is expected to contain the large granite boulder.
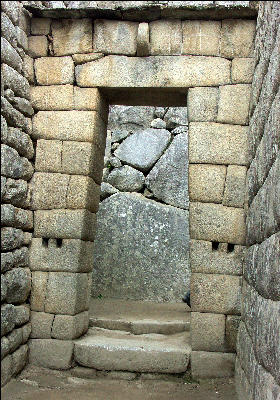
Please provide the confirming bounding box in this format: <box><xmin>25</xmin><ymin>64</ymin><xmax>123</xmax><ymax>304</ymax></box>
<box><xmin>107</xmin><ymin>165</ymin><xmax>145</xmax><ymax>192</ymax></box>
<box><xmin>114</xmin><ymin>128</ymin><xmax>171</xmax><ymax>172</ymax></box>
<box><xmin>92</xmin><ymin>193</ymin><xmax>190</xmax><ymax>302</ymax></box>
<box><xmin>146</xmin><ymin>134</ymin><xmax>189</xmax><ymax>209</ymax></box>
<box><xmin>108</xmin><ymin>105</ymin><xmax>155</xmax><ymax>133</ymax></box>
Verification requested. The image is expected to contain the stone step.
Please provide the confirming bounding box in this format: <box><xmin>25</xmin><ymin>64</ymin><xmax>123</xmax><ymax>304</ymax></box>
<box><xmin>74</xmin><ymin>327</ymin><xmax>191</xmax><ymax>374</ymax></box>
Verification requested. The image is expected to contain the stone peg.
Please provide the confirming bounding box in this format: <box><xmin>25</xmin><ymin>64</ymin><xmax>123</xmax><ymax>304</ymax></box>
<box><xmin>137</xmin><ymin>22</ymin><xmax>150</xmax><ymax>56</ymax></box>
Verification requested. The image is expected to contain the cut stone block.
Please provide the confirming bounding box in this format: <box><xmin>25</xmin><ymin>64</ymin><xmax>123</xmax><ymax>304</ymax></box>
<box><xmin>30</xmin><ymin>271</ymin><xmax>48</xmax><ymax>312</ymax></box>
<box><xmin>34</xmin><ymin>209</ymin><xmax>97</xmax><ymax>241</ymax></box>
<box><xmin>29</xmin><ymin>238</ymin><xmax>94</xmax><ymax>273</ymax></box>
<box><xmin>192</xmin><ymin>351</ymin><xmax>235</xmax><ymax>378</ymax></box>
<box><xmin>75</xmin><ymin>55</ymin><xmax>231</xmax><ymax>89</ymax></box>
<box><xmin>34</xmin><ymin>57</ymin><xmax>74</xmax><ymax>85</ymax></box>
<box><xmin>223</xmin><ymin>165</ymin><xmax>247</xmax><ymax>208</ymax></box>
<box><xmin>137</xmin><ymin>22</ymin><xmax>149</xmax><ymax>57</ymax></box>
<box><xmin>189</xmin><ymin>122</ymin><xmax>248</xmax><ymax>166</ymax></box>
<box><xmin>182</xmin><ymin>20</ymin><xmax>221</xmax><ymax>56</ymax></box>
<box><xmin>150</xmin><ymin>19</ymin><xmax>182</xmax><ymax>55</ymax></box>
<box><xmin>31</xmin><ymin>18</ymin><xmax>51</xmax><ymax>35</ymax></box>
<box><xmin>67</xmin><ymin>175</ymin><xmax>100</xmax><ymax>213</ymax></box>
<box><xmin>187</xmin><ymin>87</ymin><xmax>218</xmax><ymax>122</ymax></box>
<box><xmin>217</xmin><ymin>84</ymin><xmax>251</xmax><ymax>125</ymax></box>
<box><xmin>51</xmin><ymin>311</ymin><xmax>89</xmax><ymax>340</ymax></box>
<box><xmin>11</xmin><ymin>344</ymin><xmax>28</xmax><ymax>376</ymax></box>
<box><xmin>45</xmin><ymin>272</ymin><xmax>89</xmax><ymax>315</ymax></box>
<box><xmin>52</xmin><ymin>19</ymin><xmax>93</xmax><ymax>56</ymax></box>
<box><xmin>28</xmin><ymin>35</ymin><xmax>48</xmax><ymax>58</ymax></box>
<box><xmin>232</xmin><ymin>58</ymin><xmax>255</xmax><ymax>83</ymax></box>
<box><xmin>93</xmin><ymin>20</ymin><xmax>138</xmax><ymax>55</ymax></box>
<box><xmin>191</xmin><ymin>273</ymin><xmax>241</xmax><ymax>314</ymax></box>
<box><xmin>190</xmin><ymin>202</ymin><xmax>246</xmax><ymax>244</ymax></box>
<box><xmin>30</xmin><ymin>311</ymin><xmax>54</xmax><ymax>339</ymax></box>
<box><xmin>226</xmin><ymin>315</ymin><xmax>241</xmax><ymax>352</ymax></box>
<box><xmin>221</xmin><ymin>19</ymin><xmax>256</xmax><ymax>58</ymax></box>
<box><xmin>191</xmin><ymin>312</ymin><xmax>226</xmax><ymax>352</ymax></box>
<box><xmin>72</xmin><ymin>53</ymin><xmax>104</xmax><ymax>64</ymax></box>
<box><xmin>30</xmin><ymin>85</ymin><xmax>74</xmax><ymax>111</ymax></box>
<box><xmin>29</xmin><ymin>339</ymin><xmax>74</xmax><ymax>369</ymax></box>
<box><xmin>190</xmin><ymin>239</ymin><xmax>245</xmax><ymax>275</ymax></box>
<box><xmin>73</xmin><ymin>87</ymin><xmax>108</xmax><ymax>121</ymax></box>
<box><xmin>35</xmin><ymin>139</ymin><xmax>62</xmax><ymax>173</ymax></box>
<box><xmin>32</xmin><ymin>111</ymin><xmax>106</xmax><ymax>148</ymax></box>
<box><xmin>189</xmin><ymin>164</ymin><xmax>226</xmax><ymax>203</ymax></box>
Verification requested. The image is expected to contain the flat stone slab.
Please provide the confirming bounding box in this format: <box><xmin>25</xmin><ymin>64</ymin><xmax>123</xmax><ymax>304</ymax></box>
<box><xmin>74</xmin><ymin>327</ymin><xmax>190</xmax><ymax>373</ymax></box>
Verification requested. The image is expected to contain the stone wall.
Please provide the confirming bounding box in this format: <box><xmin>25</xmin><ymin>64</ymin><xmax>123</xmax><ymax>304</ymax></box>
<box><xmin>235</xmin><ymin>2</ymin><xmax>280</xmax><ymax>400</ymax></box>
<box><xmin>1</xmin><ymin>1</ymin><xmax>34</xmax><ymax>387</ymax></box>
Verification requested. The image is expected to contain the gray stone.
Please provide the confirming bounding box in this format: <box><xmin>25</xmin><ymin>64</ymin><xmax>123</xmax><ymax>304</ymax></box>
<box><xmin>1</xmin><ymin>115</ymin><xmax>8</xmax><ymax>144</ymax></box>
<box><xmin>5</xmin><ymin>268</ymin><xmax>31</xmax><ymax>304</ymax></box>
<box><xmin>1</xmin><ymin>144</ymin><xmax>33</xmax><ymax>180</ymax></box>
<box><xmin>2</xmin><ymin>127</ymin><xmax>34</xmax><ymax>159</ymax></box>
<box><xmin>107</xmin><ymin>166</ymin><xmax>145</xmax><ymax>192</ymax></box>
<box><xmin>191</xmin><ymin>312</ymin><xmax>226</xmax><ymax>352</ymax></box>
<box><xmin>1</xmin><ymin>227</ymin><xmax>24</xmax><ymax>251</ymax></box>
<box><xmin>10</xmin><ymin>97</ymin><xmax>34</xmax><ymax>118</ymax></box>
<box><xmin>1</xmin><ymin>304</ymin><xmax>16</xmax><ymax>337</ymax></box>
<box><xmin>1</xmin><ymin>12</ymin><xmax>17</xmax><ymax>48</ymax></box>
<box><xmin>1</xmin><ymin>337</ymin><xmax>10</xmax><ymax>360</ymax></box>
<box><xmin>22</xmin><ymin>323</ymin><xmax>31</xmax><ymax>344</ymax></box>
<box><xmin>146</xmin><ymin>134</ymin><xmax>189</xmax><ymax>209</ymax></box>
<box><xmin>92</xmin><ymin>193</ymin><xmax>189</xmax><ymax>302</ymax></box>
<box><xmin>114</xmin><ymin>128</ymin><xmax>171</xmax><ymax>172</ymax></box>
<box><xmin>1</xmin><ymin>204</ymin><xmax>33</xmax><ymax>230</ymax></box>
<box><xmin>1</xmin><ymin>247</ymin><xmax>29</xmax><ymax>273</ymax></box>
<box><xmin>2</xmin><ymin>178</ymin><xmax>28</xmax><ymax>207</ymax></box>
<box><xmin>108</xmin><ymin>105</ymin><xmax>155</xmax><ymax>133</ymax></box>
<box><xmin>29</xmin><ymin>339</ymin><xmax>74</xmax><ymax>370</ymax></box>
<box><xmin>150</xmin><ymin>119</ymin><xmax>167</xmax><ymax>129</ymax></box>
<box><xmin>1</xmin><ymin>97</ymin><xmax>30</xmax><ymax>133</ymax></box>
<box><xmin>1</xmin><ymin>38</ymin><xmax>23</xmax><ymax>73</ymax></box>
<box><xmin>1</xmin><ymin>64</ymin><xmax>30</xmax><ymax>100</ymax></box>
<box><xmin>100</xmin><ymin>182</ymin><xmax>119</xmax><ymax>200</ymax></box>
<box><xmin>1</xmin><ymin>275</ymin><xmax>7</xmax><ymax>302</ymax></box>
<box><xmin>15</xmin><ymin>26</ymin><xmax>28</xmax><ymax>52</ymax></box>
<box><xmin>14</xmin><ymin>305</ymin><xmax>30</xmax><ymax>327</ymax></box>
<box><xmin>111</xmin><ymin>129</ymin><xmax>130</xmax><ymax>143</ymax></box>
<box><xmin>1</xmin><ymin>355</ymin><xmax>12</xmax><ymax>387</ymax></box>
<box><xmin>108</xmin><ymin>156</ymin><xmax>122</xmax><ymax>168</ymax></box>
<box><xmin>171</xmin><ymin>126</ymin><xmax>188</xmax><ymax>135</ymax></box>
<box><xmin>191</xmin><ymin>351</ymin><xmax>235</xmax><ymax>379</ymax></box>
<box><xmin>51</xmin><ymin>311</ymin><xmax>88</xmax><ymax>340</ymax></box>
<box><xmin>7</xmin><ymin>327</ymin><xmax>23</xmax><ymax>353</ymax></box>
<box><xmin>155</xmin><ymin>107</ymin><xmax>167</xmax><ymax>119</ymax></box>
<box><xmin>30</xmin><ymin>311</ymin><xmax>54</xmax><ymax>339</ymax></box>
<box><xmin>11</xmin><ymin>344</ymin><xmax>28</xmax><ymax>376</ymax></box>
<box><xmin>226</xmin><ymin>315</ymin><xmax>241</xmax><ymax>352</ymax></box>
<box><xmin>1</xmin><ymin>1</ymin><xmax>19</xmax><ymax>25</ymax></box>
<box><xmin>163</xmin><ymin>107</ymin><xmax>188</xmax><ymax>129</ymax></box>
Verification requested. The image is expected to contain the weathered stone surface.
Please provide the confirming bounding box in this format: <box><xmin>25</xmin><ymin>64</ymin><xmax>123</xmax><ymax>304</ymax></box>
<box><xmin>191</xmin><ymin>351</ymin><xmax>235</xmax><ymax>378</ymax></box>
<box><xmin>22</xmin><ymin>55</ymin><xmax>35</xmax><ymax>85</ymax></box>
<box><xmin>34</xmin><ymin>56</ymin><xmax>74</xmax><ymax>85</ymax></box>
<box><xmin>107</xmin><ymin>166</ymin><xmax>145</xmax><ymax>192</ymax></box>
<box><xmin>245</xmin><ymin>233</ymin><xmax>280</xmax><ymax>301</ymax></box>
<box><xmin>51</xmin><ymin>311</ymin><xmax>89</xmax><ymax>340</ymax></box>
<box><xmin>182</xmin><ymin>20</ymin><xmax>221</xmax><ymax>56</ymax></box>
<box><xmin>1</xmin><ymin>12</ymin><xmax>17</xmax><ymax>49</ymax></box>
<box><xmin>150</xmin><ymin>19</ymin><xmax>182</xmax><ymax>55</ymax></box>
<box><xmin>1</xmin><ymin>247</ymin><xmax>29</xmax><ymax>274</ymax></box>
<box><xmin>35</xmin><ymin>139</ymin><xmax>62</xmax><ymax>173</ymax></box>
<box><xmin>5</xmin><ymin>268</ymin><xmax>31</xmax><ymax>304</ymax></box>
<box><xmin>163</xmin><ymin>107</ymin><xmax>188</xmax><ymax>129</ymax></box>
<box><xmin>191</xmin><ymin>312</ymin><xmax>226</xmax><ymax>352</ymax></box>
<box><xmin>30</xmin><ymin>311</ymin><xmax>54</xmax><ymax>339</ymax></box>
<box><xmin>30</xmin><ymin>271</ymin><xmax>48</xmax><ymax>312</ymax></box>
<box><xmin>2</xmin><ymin>127</ymin><xmax>34</xmax><ymax>159</ymax></box>
<box><xmin>217</xmin><ymin>84</ymin><xmax>251</xmax><ymax>125</ymax></box>
<box><xmin>1</xmin><ymin>38</ymin><xmax>23</xmax><ymax>73</ymax></box>
<box><xmin>150</xmin><ymin>118</ymin><xmax>166</xmax><ymax>129</ymax></box>
<box><xmin>221</xmin><ymin>19</ymin><xmax>256</xmax><ymax>58</ymax></box>
<box><xmin>108</xmin><ymin>105</ymin><xmax>155</xmax><ymax>133</ymax></box>
<box><xmin>1</xmin><ymin>144</ymin><xmax>33</xmax><ymax>181</ymax></box>
<box><xmin>1</xmin><ymin>337</ymin><xmax>10</xmax><ymax>361</ymax></box>
<box><xmin>10</xmin><ymin>96</ymin><xmax>34</xmax><ymax>118</ymax></box>
<box><xmin>52</xmin><ymin>18</ymin><xmax>93</xmax><ymax>56</ymax></box>
<box><xmin>75</xmin><ymin>55</ymin><xmax>231</xmax><ymax>89</ymax></box>
<box><xmin>34</xmin><ymin>209</ymin><xmax>97</xmax><ymax>241</ymax></box>
<box><xmin>1</xmin><ymin>355</ymin><xmax>12</xmax><ymax>387</ymax></box>
<box><xmin>223</xmin><ymin>165</ymin><xmax>247</xmax><ymax>208</ymax></box>
<box><xmin>232</xmin><ymin>58</ymin><xmax>255</xmax><ymax>83</ymax></box>
<box><xmin>31</xmin><ymin>84</ymin><xmax>74</xmax><ymax>110</ymax></box>
<box><xmin>7</xmin><ymin>327</ymin><xmax>23</xmax><ymax>353</ymax></box>
<box><xmin>190</xmin><ymin>202</ymin><xmax>246</xmax><ymax>244</ymax></box>
<box><xmin>2</xmin><ymin>179</ymin><xmax>28</xmax><ymax>208</ymax></box>
<box><xmin>108</xmin><ymin>156</ymin><xmax>122</xmax><ymax>168</ymax></box>
<box><xmin>45</xmin><ymin>272</ymin><xmax>89</xmax><ymax>315</ymax></box>
<box><xmin>137</xmin><ymin>22</ymin><xmax>149</xmax><ymax>56</ymax></box>
<box><xmin>16</xmin><ymin>26</ymin><xmax>28</xmax><ymax>52</ymax></box>
<box><xmin>191</xmin><ymin>273</ymin><xmax>241</xmax><ymax>314</ymax></box>
<box><xmin>226</xmin><ymin>315</ymin><xmax>241</xmax><ymax>352</ymax></box>
<box><xmin>146</xmin><ymin>134</ymin><xmax>188</xmax><ymax>209</ymax></box>
<box><xmin>1</xmin><ymin>227</ymin><xmax>24</xmax><ymax>251</ymax></box>
<box><xmin>73</xmin><ymin>87</ymin><xmax>108</xmax><ymax>120</ymax></box>
<box><xmin>187</xmin><ymin>87</ymin><xmax>218</xmax><ymax>122</ymax></box>
<box><xmin>1</xmin><ymin>204</ymin><xmax>33</xmax><ymax>230</ymax></box>
<box><xmin>29</xmin><ymin>238</ymin><xmax>94</xmax><ymax>273</ymax></box>
<box><xmin>190</xmin><ymin>239</ymin><xmax>244</xmax><ymax>275</ymax></box>
<box><xmin>72</xmin><ymin>52</ymin><xmax>104</xmax><ymax>64</ymax></box>
<box><xmin>189</xmin><ymin>122</ymin><xmax>248</xmax><ymax>166</ymax></box>
<box><xmin>189</xmin><ymin>164</ymin><xmax>226</xmax><ymax>203</ymax></box>
<box><xmin>92</xmin><ymin>193</ymin><xmax>189</xmax><ymax>302</ymax></box>
<box><xmin>2</xmin><ymin>64</ymin><xmax>30</xmax><ymax>100</ymax></box>
<box><xmin>100</xmin><ymin>182</ymin><xmax>119</xmax><ymax>200</ymax></box>
<box><xmin>93</xmin><ymin>19</ymin><xmax>138</xmax><ymax>55</ymax></box>
<box><xmin>235</xmin><ymin>358</ymin><xmax>254</xmax><ymax>400</ymax></box>
<box><xmin>68</xmin><ymin>175</ymin><xmax>101</xmax><ymax>213</ymax></box>
<box><xmin>11</xmin><ymin>344</ymin><xmax>28</xmax><ymax>376</ymax></box>
<box><xmin>1</xmin><ymin>275</ymin><xmax>7</xmax><ymax>302</ymax></box>
<box><xmin>1</xmin><ymin>97</ymin><xmax>30</xmax><ymax>133</ymax></box>
<box><xmin>1</xmin><ymin>1</ymin><xmax>19</xmax><ymax>25</ymax></box>
<box><xmin>29</xmin><ymin>339</ymin><xmax>74</xmax><ymax>369</ymax></box>
<box><xmin>31</xmin><ymin>17</ymin><xmax>51</xmax><ymax>35</ymax></box>
<box><xmin>14</xmin><ymin>305</ymin><xmax>30</xmax><ymax>327</ymax></box>
<box><xmin>1</xmin><ymin>304</ymin><xmax>16</xmax><ymax>337</ymax></box>
<box><xmin>28</xmin><ymin>35</ymin><xmax>48</xmax><ymax>58</ymax></box>
<box><xmin>114</xmin><ymin>128</ymin><xmax>170</xmax><ymax>172</ymax></box>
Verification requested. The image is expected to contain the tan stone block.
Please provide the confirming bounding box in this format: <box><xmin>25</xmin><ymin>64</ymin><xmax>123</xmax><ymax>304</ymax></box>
<box><xmin>31</xmin><ymin>85</ymin><xmax>74</xmax><ymax>111</ymax></box>
<box><xmin>52</xmin><ymin>311</ymin><xmax>89</xmax><ymax>340</ymax></box>
<box><xmin>34</xmin><ymin>56</ymin><xmax>74</xmax><ymax>85</ymax></box>
<box><xmin>31</xmin><ymin>18</ymin><xmax>51</xmax><ymax>35</ymax></box>
<box><xmin>28</xmin><ymin>36</ymin><xmax>48</xmax><ymax>58</ymax></box>
<box><xmin>226</xmin><ymin>315</ymin><xmax>241</xmax><ymax>352</ymax></box>
<box><xmin>75</xmin><ymin>55</ymin><xmax>231</xmax><ymax>89</ymax></box>
<box><xmin>45</xmin><ymin>272</ymin><xmax>89</xmax><ymax>315</ymax></box>
<box><xmin>29</xmin><ymin>339</ymin><xmax>73</xmax><ymax>369</ymax></box>
<box><xmin>187</xmin><ymin>87</ymin><xmax>218</xmax><ymax>122</ymax></box>
<box><xmin>190</xmin><ymin>202</ymin><xmax>246</xmax><ymax>244</ymax></box>
<box><xmin>67</xmin><ymin>175</ymin><xmax>100</xmax><ymax>213</ymax></box>
<box><xmin>72</xmin><ymin>53</ymin><xmax>104</xmax><ymax>64</ymax></box>
<box><xmin>232</xmin><ymin>58</ymin><xmax>255</xmax><ymax>84</ymax></box>
<box><xmin>62</xmin><ymin>141</ymin><xmax>105</xmax><ymax>185</ymax></box>
<box><xmin>30</xmin><ymin>271</ymin><xmax>48</xmax><ymax>311</ymax></box>
<box><xmin>52</xmin><ymin>19</ymin><xmax>93</xmax><ymax>56</ymax></box>
<box><xmin>137</xmin><ymin>22</ymin><xmax>149</xmax><ymax>57</ymax></box>
<box><xmin>35</xmin><ymin>139</ymin><xmax>62</xmax><ymax>173</ymax></box>
<box><xmin>217</xmin><ymin>84</ymin><xmax>251</xmax><ymax>125</ymax></box>
<box><xmin>150</xmin><ymin>19</ymin><xmax>182</xmax><ymax>55</ymax></box>
<box><xmin>34</xmin><ymin>209</ymin><xmax>97</xmax><ymax>241</ymax></box>
<box><xmin>182</xmin><ymin>20</ymin><xmax>221</xmax><ymax>56</ymax></box>
<box><xmin>73</xmin><ymin>87</ymin><xmax>109</xmax><ymax>121</ymax></box>
<box><xmin>191</xmin><ymin>273</ymin><xmax>241</xmax><ymax>314</ymax></box>
<box><xmin>30</xmin><ymin>172</ymin><xmax>70</xmax><ymax>210</ymax></box>
<box><xmin>223</xmin><ymin>165</ymin><xmax>247</xmax><ymax>208</ymax></box>
<box><xmin>221</xmin><ymin>19</ymin><xmax>256</xmax><ymax>58</ymax></box>
<box><xmin>189</xmin><ymin>122</ymin><xmax>248</xmax><ymax>166</ymax></box>
<box><xmin>30</xmin><ymin>311</ymin><xmax>54</xmax><ymax>339</ymax></box>
<box><xmin>32</xmin><ymin>111</ymin><xmax>106</xmax><ymax>148</ymax></box>
<box><xmin>93</xmin><ymin>19</ymin><xmax>138</xmax><ymax>55</ymax></box>
<box><xmin>191</xmin><ymin>351</ymin><xmax>235</xmax><ymax>379</ymax></box>
<box><xmin>23</xmin><ymin>55</ymin><xmax>34</xmax><ymax>84</ymax></box>
<box><xmin>189</xmin><ymin>164</ymin><xmax>226</xmax><ymax>203</ymax></box>
<box><xmin>191</xmin><ymin>312</ymin><xmax>226</xmax><ymax>352</ymax></box>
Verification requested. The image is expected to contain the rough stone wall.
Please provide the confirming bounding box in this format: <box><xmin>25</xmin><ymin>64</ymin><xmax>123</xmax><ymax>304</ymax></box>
<box><xmin>235</xmin><ymin>2</ymin><xmax>280</xmax><ymax>400</ymax></box>
<box><xmin>1</xmin><ymin>1</ymin><xmax>34</xmax><ymax>387</ymax></box>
